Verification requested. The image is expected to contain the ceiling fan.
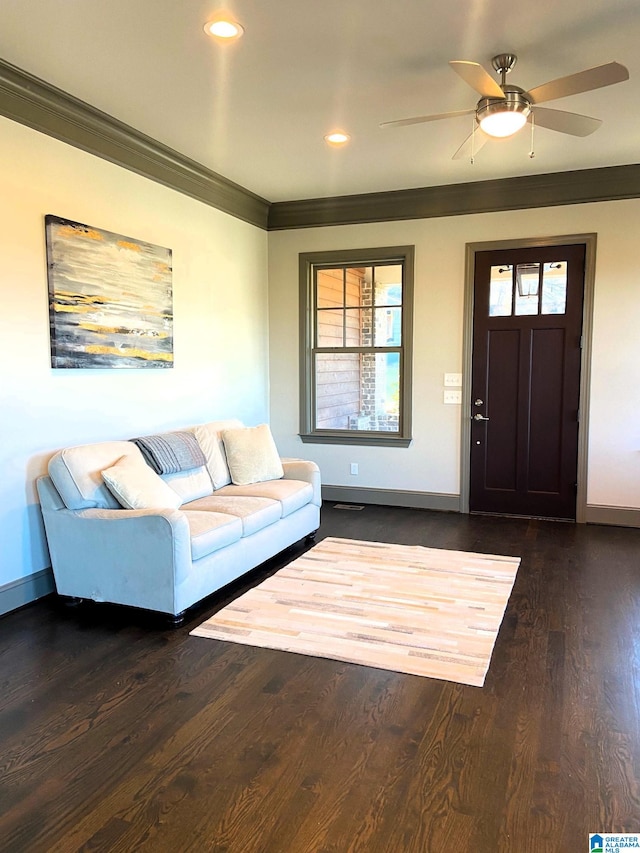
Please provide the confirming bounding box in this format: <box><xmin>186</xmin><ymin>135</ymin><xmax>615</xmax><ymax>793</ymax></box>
<box><xmin>380</xmin><ymin>54</ymin><xmax>629</xmax><ymax>160</ymax></box>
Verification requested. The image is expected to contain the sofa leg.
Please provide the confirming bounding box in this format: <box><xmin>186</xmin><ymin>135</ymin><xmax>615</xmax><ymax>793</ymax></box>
<box><xmin>62</xmin><ymin>596</ymin><xmax>86</xmax><ymax>607</ymax></box>
<box><xmin>305</xmin><ymin>530</ymin><xmax>318</xmax><ymax>544</ymax></box>
<box><xmin>166</xmin><ymin>611</ymin><xmax>186</xmax><ymax>628</ymax></box>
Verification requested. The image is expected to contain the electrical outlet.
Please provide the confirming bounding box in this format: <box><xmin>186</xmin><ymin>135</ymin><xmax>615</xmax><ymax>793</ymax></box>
<box><xmin>444</xmin><ymin>389</ymin><xmax>462</xmax><ymax>405</ymax></box>
<box><xmin>350</xmin><ymin>463</ymin><xmax>359</xmax><ymax>475</ymax></box>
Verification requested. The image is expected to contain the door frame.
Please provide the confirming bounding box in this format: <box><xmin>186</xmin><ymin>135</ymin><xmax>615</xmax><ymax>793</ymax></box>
<box><xmin>459</xmin><ymin>233</ymin><xmax>597</xmax><ymax>523</ymax></box>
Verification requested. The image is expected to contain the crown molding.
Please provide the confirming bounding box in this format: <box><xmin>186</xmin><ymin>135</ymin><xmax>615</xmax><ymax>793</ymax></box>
<box><xmin>2</xmin><ymin>59</ymin><xmax>639</xmax><ymax>233</ymax></box>
<box><xmin>0</xmin><ymin>58</ymin><xmax>269</xmax><ymax>229</ymax></box>
<box><xmin>267</xmin><ymin>164</ymin><xmax>640</xmax><ymax>230</ymax></box>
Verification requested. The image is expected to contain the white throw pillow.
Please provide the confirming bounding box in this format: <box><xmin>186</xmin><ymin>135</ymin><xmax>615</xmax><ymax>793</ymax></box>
<box><xmin>221</xmin><ymin>424</ymin><xmax>284</xmax><ymax>486</ymax></box>
<box><xmin>102</xmin><ymin>454</ymin><xmax>182</xmax><ymax>510</ymax></box>
<box><xmin>192</xmin><ymin>419</ymin><xmax>243</xmax><ymax>489</ymax></box>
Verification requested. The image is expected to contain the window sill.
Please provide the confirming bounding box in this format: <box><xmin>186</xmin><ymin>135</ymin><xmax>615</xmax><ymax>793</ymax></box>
<box><xmin>299</xmin><ymin>432</ymin><xmax>412</xmax><ymax>448</ymax></box>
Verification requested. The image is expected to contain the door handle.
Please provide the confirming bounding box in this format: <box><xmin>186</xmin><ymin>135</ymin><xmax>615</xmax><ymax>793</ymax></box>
<box><xmin>473</xmin><ymin>413</ymin><xmax>490</xmax><ymax>421</ymax></box>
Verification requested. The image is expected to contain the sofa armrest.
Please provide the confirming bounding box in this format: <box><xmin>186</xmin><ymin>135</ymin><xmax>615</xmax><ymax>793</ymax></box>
<box><xmin>38</xmin><ymin>475</ymin><xmax>192</xmax><ymax>614</ymax></box>
<box><xmin>281</xmin><ymin>458</ymin><xmax>321</xmax><ymax>508</ymax></box>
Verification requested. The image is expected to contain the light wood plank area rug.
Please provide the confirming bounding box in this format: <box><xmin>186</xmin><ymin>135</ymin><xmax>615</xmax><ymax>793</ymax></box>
<box><xmin>191</xmin><ymin>537</ymin><xmax>520</xmax><ymax>686</ymax></box>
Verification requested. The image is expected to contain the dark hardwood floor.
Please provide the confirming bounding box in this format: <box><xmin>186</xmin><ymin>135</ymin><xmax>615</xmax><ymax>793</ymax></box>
<box><xmin>2</xmin><ymin>505</ymin><xmax>640</xmax><ymax>852</ymax></box>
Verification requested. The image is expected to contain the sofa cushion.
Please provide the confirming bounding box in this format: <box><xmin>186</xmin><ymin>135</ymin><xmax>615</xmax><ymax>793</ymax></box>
<box><xmin>49</xmin><ymin>441</ymin><xmax>141</xmax><ymax>510</ymax></box>
<box><xmin>221</xmin><ymin>424</ymin><xmax>284</xmax><ymax>486</ymax></box>
<box><xmin>184</xmin><ymin>494</ymin><xmax>281</xmax><ymax>536</ymax></box>
<box><xmin>161</xmin><ymin>466</ymin><xmax>213</xmax><ymax>503</ymax></box>
<box><xmin>214</xmin><ymin>479</ymin><xmax>313</xmax><ymax>518</ymax></box>
<box><xmin>181</xmin><ymin>511</ymin><xmax>243</xmax><ymax>561</ymax></box>
<box><xmin>102</xmin><ymin>454</ymin><xmax>182</xmax><ymax>510</ymax></box>
<box><xmin>192</xmin><ymin>419</ymin><xmax>243</xmax><ymax>489</ymax></box>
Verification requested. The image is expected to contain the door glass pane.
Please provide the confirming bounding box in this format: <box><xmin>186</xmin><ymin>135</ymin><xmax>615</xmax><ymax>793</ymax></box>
<box><xmin>515</xmin><ymin>263</ymin><xmax>540</xmax><ymax>315</ymax></box>
<box><xmin>541</xmin><ymin>261</ymin><xmax>567</xmax><ymax>314</ymax></box>
<box><xmin>489</xmin><ymin>265</ymin><xmax>513</xmax><ymax>316</ymax></box>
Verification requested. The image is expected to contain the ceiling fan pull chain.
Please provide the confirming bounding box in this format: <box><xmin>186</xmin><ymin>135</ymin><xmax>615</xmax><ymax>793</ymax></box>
<box><xmin>529</xmin><ymin>112</ymin><xmax>535</xmax><ymax>159</ymax></box>
<box><xmin>470</xmin><ymin>118</ymin><xmax>476</xmax><ymax>165</ymax></box>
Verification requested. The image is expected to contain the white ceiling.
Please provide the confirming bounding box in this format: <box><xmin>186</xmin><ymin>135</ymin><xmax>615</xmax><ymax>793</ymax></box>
<box><xmin>1</xmin><ymin>0</ymin><xmax>639</xmax><ymax>203</ymax></box>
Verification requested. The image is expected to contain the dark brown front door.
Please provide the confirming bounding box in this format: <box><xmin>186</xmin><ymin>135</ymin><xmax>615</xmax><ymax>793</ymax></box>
<box><xmin>470</xmin><ymin>243</ymin><xmax>585</xmax><ymax>520</ymax></box>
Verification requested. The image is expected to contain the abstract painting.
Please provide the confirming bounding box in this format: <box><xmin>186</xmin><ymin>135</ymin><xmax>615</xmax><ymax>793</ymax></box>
<box><xmin>45</xmin><ymin>215</ymin><xmax>173</xmax><ymax>368</ymax></box>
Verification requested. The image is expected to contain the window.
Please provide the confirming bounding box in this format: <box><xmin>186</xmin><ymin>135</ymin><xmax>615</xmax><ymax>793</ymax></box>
<box><xmin>488</xmin><ymin>261</ymin><xmax>568</xmax><ymax>317</ymax></box>
<box><xmin>299</xmin><ymin>246</ymin><xmax>414</xmax><ymax>446</ymax></box>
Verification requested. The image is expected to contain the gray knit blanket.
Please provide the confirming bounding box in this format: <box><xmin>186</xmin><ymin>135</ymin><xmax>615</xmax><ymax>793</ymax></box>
<box><xmin>131</xmin><ymin>431</ymin><xmax>206</xmax><ymax>475</ymax></box>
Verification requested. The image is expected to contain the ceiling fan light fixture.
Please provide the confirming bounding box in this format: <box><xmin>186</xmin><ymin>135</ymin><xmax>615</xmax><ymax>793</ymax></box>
<box><xmin>476</xmin><ymin>89</ymin><xmax>531</xmax><ymax>138</ymax></box>
<box><xmin>479</xmin><ymin>109</ymin><xmax>527</xmax><ymax>137</ymax></box>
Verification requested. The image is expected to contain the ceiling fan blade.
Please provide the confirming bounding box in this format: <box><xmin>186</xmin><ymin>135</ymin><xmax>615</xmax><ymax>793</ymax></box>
<box><xmin>531</xmin><ymin>107</ymin><xmax>602</xmax><ymax>137</ymax></box>
<box><xmin>449</xmin><ymin>60</ymin><xmax>504</xmax><ymax>98</ymax></box>
<box><xmin>452</xmin><ymin>128</ymin><xmax>490</xmax><ymax>161</ymax></box>
<box><xmin>380</xmin><ymin>108</ymin><xmax>475</xmax><ymax>129</ymax></box>
<box><xmin>527</xmin><ymin>61</ymin><xmax>628</xmax><ymax>104</ymax></box>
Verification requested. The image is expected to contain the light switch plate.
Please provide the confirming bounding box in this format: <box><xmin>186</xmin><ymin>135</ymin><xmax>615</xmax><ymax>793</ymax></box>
<box><xmin>444</xmin><ymin>389</ymin><xmax>462</xmax><ymax>405</ymax></box>
<box><xmin>444</xmin><ymin>373</ymin><xmax>462</xmax><ymax>387</ymax></box>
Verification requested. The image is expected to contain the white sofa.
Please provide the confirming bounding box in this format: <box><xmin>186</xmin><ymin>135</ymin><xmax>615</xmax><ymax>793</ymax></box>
<box><xmin>37</xmin><ymin>420</ymin><xmax>321</xmax><ymax>623</ymax></box>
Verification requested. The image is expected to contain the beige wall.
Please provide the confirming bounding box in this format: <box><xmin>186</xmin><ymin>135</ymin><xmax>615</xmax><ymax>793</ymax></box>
<box><xmin>3</xmin><ymin>106</ymin><xmax>639</xmax><ymax>595</ymax></box>
<box><xmin>268</xmin><ymin>200</ymin><xmax>640</xmax><ymax>512</ymax></box>
<box><xmin>0</xmin><ymin>116</ymin><xmax>269</xmax><ymax>589</ymax></box>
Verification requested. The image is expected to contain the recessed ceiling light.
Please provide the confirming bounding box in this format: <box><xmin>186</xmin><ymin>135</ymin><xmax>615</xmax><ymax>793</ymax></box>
<box><xmin>204</xmin><ymin>15</ymin><xmax>244</xmax><ymax>41</ymax></box>
<box><xmin>324</xmin><ymin>131</ymin><xmax>351</xmax><ymax>147</ymax></box>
